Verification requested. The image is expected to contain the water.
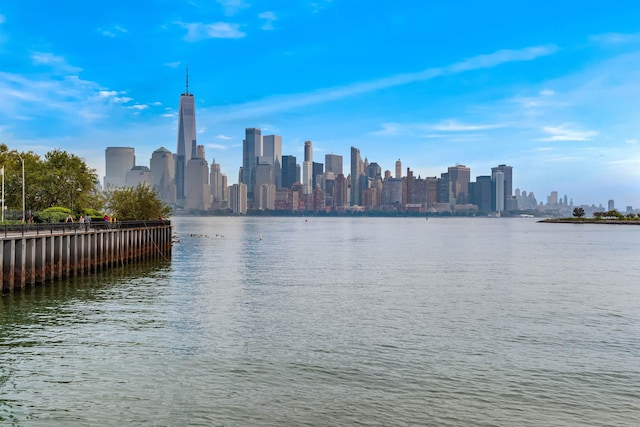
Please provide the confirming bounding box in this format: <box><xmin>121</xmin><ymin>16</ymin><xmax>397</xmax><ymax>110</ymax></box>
<box><xmin>1</xmin><ymin>217</ymin><xmax>639</xmax><ymax>426</ymax></box>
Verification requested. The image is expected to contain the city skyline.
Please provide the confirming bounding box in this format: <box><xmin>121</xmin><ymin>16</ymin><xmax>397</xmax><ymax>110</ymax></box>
<box><xmin>1</xmin><ymin>2</ymin><xmax>640</xmax><ymax>207</ymax></box>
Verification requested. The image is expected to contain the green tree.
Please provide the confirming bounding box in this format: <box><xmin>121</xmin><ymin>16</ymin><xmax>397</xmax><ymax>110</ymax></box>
<box><xmin>572</xmin><ymin>207</ymin><xmax>585</xmax><ymax>218</ymax></box>
<box><xmin>105</xmin><ymin>183</ymin><xmax>172</xmax><ymax>220</ymax></box>
<box><xmin>0</xmin><ymin>144</ymin><xmax>101</xmax><ymax>215</ymax></box>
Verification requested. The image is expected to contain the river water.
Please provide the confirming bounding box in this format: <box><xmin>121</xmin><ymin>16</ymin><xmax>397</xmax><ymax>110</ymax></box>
<box><xmin>1</xmin><ymin>217</ymin><xmax>639</xmax><ymax>426</ymax></box>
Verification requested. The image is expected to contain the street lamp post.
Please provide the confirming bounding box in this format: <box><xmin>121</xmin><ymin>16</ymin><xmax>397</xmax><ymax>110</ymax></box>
<box><xmin>19</xmin><ymin>156</ymin><xmax>25</xmax><ymax>223</ymax></box>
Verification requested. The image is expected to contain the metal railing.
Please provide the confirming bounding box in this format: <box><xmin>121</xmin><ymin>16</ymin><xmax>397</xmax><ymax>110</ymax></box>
<box><xmin>1</xmin><ymin>220</ymin><xmax>171</xmax><ymax>238</ymax></box>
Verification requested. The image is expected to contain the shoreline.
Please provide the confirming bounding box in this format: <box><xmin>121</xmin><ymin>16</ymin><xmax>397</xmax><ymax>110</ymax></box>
<box><xmin>540</xmin><ymin>219</ymin><xmax>640</xmax><ymax>225</ymax></box>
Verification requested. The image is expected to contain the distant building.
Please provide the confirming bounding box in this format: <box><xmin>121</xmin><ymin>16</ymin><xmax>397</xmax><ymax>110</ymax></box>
<box><xmin>176</xmin><ymin>67</ymin><xmax>197</xmax><ymax>201</ymax></box>
<box><xmin>150</xmin><ymin>147</ymin><xmax>176</xmax><ymax>204</ymax></box>
<box><xmin>351</xmin><ymin>146</ymin><xmax>362</xmax><ymax>206</ymax></box>
<box><xmin>229</xmin><ymin>183</ymin><xmax>247</xmax><ymax>214</ymax></box>
<box><xmin>281</xmin><ymin>155</ymin><xmax>297</xmax><ymax>189</ymax></box>
<box><xmin>125</xmin><ymin>165</ymin><xmax>153</xmax><ymax>188</ymax></box>
<box><xmin>241</xmin><ymin>128</ymin><xmax>262</xmax><ymax>203</ymax></box>
<box><xmin>185</xmin><ymin>157</ymin><xmax>210</xmax><ymax>211</ymax></box>
<box><xmin>608</xmin><ymin>199</ymin><xmax>615</xmax><ymax>211</ymax></box>
<box><xmin>263</xmin><ymin>135</ymin><xmax>282</xmax><ymax>188</ymax></box>
<box><xmin>325</xmin><ymin>154</ymin><xmax>343</xmax><ymax>175</ymax></box>
<box><xmin>448</xmin><ymin>164</ymin><xmax>471</xmax><ymax>204</ymax></box>
<box><xmin>105</xmin><ymin>147</ymin><xmax>135</xmax><ymax>188</ymax></box>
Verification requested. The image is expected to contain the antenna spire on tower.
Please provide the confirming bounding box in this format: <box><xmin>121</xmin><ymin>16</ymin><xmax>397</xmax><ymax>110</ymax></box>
<box><xmin>185</xmin><ymin>64</ymin><xmax>189</xmax><ymax>95</ymax></box>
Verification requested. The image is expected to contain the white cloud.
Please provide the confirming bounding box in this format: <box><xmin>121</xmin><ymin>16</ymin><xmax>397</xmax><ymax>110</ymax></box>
<box><xmin>151</xmin><ymin>101</ymin><xmax>162</xmax><ymax>106</ymax></box>
<box><xmin>259</xmin><ymin>11</ymin><xmax>277</xmax><ymax>30</ymax></box>
<box><xmin>177</xmin><ymin>21</ymin><xmax>246</xmax><ymax>41</ymax></box>
<box><xmin>31</xmin><ymin>52</ymin><xmax>82</xmax><ymax>74</ymax></box>
<box><xmin>217</xmin><ymin>0</ymin><xmax>249</xmax><ymax>15</ymax></box>
<box><xmin>207</xmin><ymin>143</ymin><xmax>228</xmax><ymax>150</ymax></box>
<box><xmin>198</xmin><ymin>127</ymin><xmax>206</xmax><ymax>134</ymax></box>
<box><xmin>126</xmin><ymin>104</ymin><xmax>148</xmax><ymax>110</ymax></box>
<box><xmin>589</xmin><ymin>32</ymin><xmax>640</xmax><ymax>45</ymax></box>
<box><xmin>214</xmin><ymin>45</ymin><xmax>556</xmax><ymax>121</ymax></box>
<box><xmin>216</xmin><ymin>134</ymin><xmax>232</xmax><ymax>140</ymax></box>
<box><xmin>538</xmin><ymin>124</ymin><xmax>597</xmax><ymax>141</ymax></box>
<box><xmin>98</xmin><ymin>90</ymin><xmax>132</xmax><ymax>104</ymax></box>
<box><xmin>98</xmin><ymin>25</ymin><xmax>128</xmax><ymax>38</ymax></box>
<box><xmin>540</xmin><ymin>88</ymin><xmax>555</xmax><ymax>96</ymax></box>
<box><xmin>432</xmin><ymin>119</ymin><xmax>503</xmax><ymax>132</ymax></box>
<box><xmin>164</xmin><ymin>61</ymin><xmax>181</xmax><ymax>68</ymax></box>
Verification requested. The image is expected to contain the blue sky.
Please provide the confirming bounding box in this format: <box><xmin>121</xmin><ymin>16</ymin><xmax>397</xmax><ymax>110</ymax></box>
<box><xmin>1</xmin><ymin>1</ymin><xmax>640</xmax><ymax>208</ymax></box>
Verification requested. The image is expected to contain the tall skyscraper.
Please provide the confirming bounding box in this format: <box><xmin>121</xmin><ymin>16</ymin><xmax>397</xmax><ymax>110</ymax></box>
<box><xmin>491</xmin><ymin>164</ymin><xmax>513</xmax><ymax>211</ymax></box>
<box><xmin>150</xmin><ymin>147</ymin><xmax>176</xmax><ymax>204</ymax></box>
<box><xmin>395</xmin><ymin>159</ymin><xmax>402</xmax><ymax>179</ymax></box>
<box><xmin>104</xmin><ymin>147</ymin><xmax>135</xmax><ymax>188</ymax></box>
<box><xmin>303</xmin><ymin>141</ymin><xmax>313</xmax><ymax>194</ymax></box>
<box><xmin>448</xmin><ymin>164</ymin><xmax>471</xmax><ymax>204</ymax></box>
<box><xmin>241</xmin><ymin>128</ymin><xmax>262</xmax><ymax>202</ymax></box>
<box><xmin>493</xmin><ymin>171</ymin><xmax>505</xmax><ymax>212</ymax></box>
<box><xmin>176</xmin><ymin>66</ymin><xmax>197</xmax><ymax>201</ymax></box>
<box><xmin>263</xmin><ymin>135</ymin><xmax>282</xmax><ymax>188</ymax></box>
<box><xmin>325</xmin><ymin>154</ymin><xmax>343</xmax><ymax>175</ymax></box>
<box><xmin>351</xmin><ymin>146</ymin><xmax>362</xmax><ymax>206</ymax></box>
<box><xmin>281</xmin><ymin>155</ymin><xmax>297</xmax><ymax>189</ymax></box>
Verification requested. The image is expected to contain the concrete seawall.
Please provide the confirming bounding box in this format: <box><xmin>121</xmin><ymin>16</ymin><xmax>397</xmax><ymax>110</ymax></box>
<box><xmin>1</xmin><ymin>220</ymin><xmax>172</xmax><ymax>293</ymax></box>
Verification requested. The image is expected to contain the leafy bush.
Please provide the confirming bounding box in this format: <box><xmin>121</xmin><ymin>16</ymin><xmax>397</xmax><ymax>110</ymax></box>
<box><xmin>33</xmin><ymin>210</ymin><xmax>69</xmax><ymax>223</ymax></box>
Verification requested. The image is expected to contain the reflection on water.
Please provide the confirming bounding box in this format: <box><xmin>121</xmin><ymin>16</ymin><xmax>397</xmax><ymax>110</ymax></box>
<box><xmin>1</xmin><ymin>217</ymin><xmax>639</xmax><ymax>426</ymax></box>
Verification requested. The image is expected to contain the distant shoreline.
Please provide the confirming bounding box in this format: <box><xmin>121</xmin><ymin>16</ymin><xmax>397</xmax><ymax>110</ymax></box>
<box><xmin>540</xmin><ymin>218</ymin><xmax>640</xmax><ymax>225</ymax></box>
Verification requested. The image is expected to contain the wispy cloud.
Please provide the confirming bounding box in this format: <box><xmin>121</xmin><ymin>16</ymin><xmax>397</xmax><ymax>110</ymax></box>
<box><xmin>589</xmin><ymin>32</ymin><xmax>640</xmax><ymax>45</ymax></box>
<box><xmin>164</xmin><ymin>61</ymin><xmax>181</xmax><ymax>68</ymax></box>
<box><xmin>432</xmin><ymin>119</ymin><xmax>504</xmax><ymax>132</ymax></box>
<box><xmin>98</xmin><ymin>25</ymin><xmax>128</xmax><ymax>38</ymax></box>
<box><xmin>259</xmin><ymin>11</ymin><xmax>277</xmax><ymax>30</ymax></box>
<box><xmin>177</xmin><ymin>21</ymin><xmax>246</xmax><ymax>41</ymax></box>
<box><xmin>217</xmin><ymin>0</ymin><xmax>249</xmax><ymax>16</ymax></box>
<box><xmin>540</xmin><ymin>88</ymin><xmax>555</xmax><ymax>96</ymax></box>
<box><xmin>372</xmin><ymin>120</ymin><xmax>504</xmax><ymax>137</ymax></box>
<box><xmin>31</xmin><ymin>52</ymin><xmax>82</xmax><ymax>74</ymax></box>
<box><xmin>216</xmin><ymin>134</ymin><xmax>232</xmax><ymax>140</ymax></box>
<box><xmin>213</xmin><ymin>45</ymin><xmax>557</xmax><ymax>121</ymax></box>
<box><xmin>538</xmin><ymin>124</ymin><xmax>597</xmax><ymax>141</ymax></box>
<box><xmin>207</xmin><ymin>143</ymin><xmax>228</xmax><ymax>150</ymax></box>
<box><xmin>98</xmin><ymin>90</ymin><xmax>133</xmax><ymax>104</ymax></box>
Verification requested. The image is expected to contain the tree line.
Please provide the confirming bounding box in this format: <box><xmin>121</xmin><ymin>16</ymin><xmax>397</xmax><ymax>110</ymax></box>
<box><xmin>0</xmin><ymin>144</ymin><xmax>171</xmax><ymax>222</ymax></box>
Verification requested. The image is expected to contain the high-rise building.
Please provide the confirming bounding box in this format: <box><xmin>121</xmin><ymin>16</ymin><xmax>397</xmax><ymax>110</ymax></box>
<box><xmin>367</xmin><ymin>162</ymin><xmax>381</xmax><ymax>179</ymax></box>
<box><xmin>150</xmin><ymin>147</ymin><xmax>176</xmax><ymax>204</ymax></box>
<box><xmin>312</xmin><ymin>162</ymin><xmax>323</xmax><ymax>190</ymax></box>
<box><xmin>303</xmin><ymin>141</ymin><xmax>313</xmax><ymax>194</ymax></box>
<box><xmin>241</xmin><ymin>128</ymin><xmax>262</xmax><ymax>202</ymax></box>
<box><xmin>210</xmin><ymin>159</ymin><xmax>224</xmax><ymax>207</ymax></box>
<box><xmin>351</xmin><ymin>146</ymin><xmax>362</xmax><ymax>206</ymax></box>
<box><xmin>185</xmin><ymin>157</ymin><xmax>210</xmax><ymax>211</ymax></box>
<box><xmin>608</xmin><ymin>199</ymin><xmax>615</xmax><ymax>211</ymax></box>
<box><xmin>281</xmin><ymin>155</ymin><xmax>297</xmax><ymax>189</ymax></box>
<box><xmin>325</xmin><ymin>154</ymin><xmax>343</xmax><ymax>175</ymax></box>
<box><xmin>104</xmin><ymin>147</ymin><xmax>135</xmax><ymax>188</ymax></box>
<box><xmin>395</xmin><ymin>159</ymin><xmax>402</xmax><ymax>179</ymax></box>
<box><xmin>176</xmin><ymin>67</ymin><xmax>197</xmax><ymax>201</ymax></box>
<box><xmin>493</xmin><ymin>171</ymin><xmax>505</xmax><ymax>212</ymax></box>
<box><xmin>448</xmin><ymin>164</ymin><xmax>471</xmax><ymax>204</ymax></box>
<box><xmin>491</xmin><ymin>164</ymin><xmax>513</xmax><ymax>210</ymax></box>
<box><xmin>263</xmin><ymin>135</ymin><xmax>282</xmax><ymax>188</ymax></box>
<box><xmin>125</xmin><ymin>166</ymin><xmax>153</xmax><ymax>187</ymax></box>
<box><xmin>229</xmin><ymin>183</ymin><xmax>247</xmax><ymax>214</ymax></box>
<box><xmin>473</xmin><ymin>176</ymin><xmax>492</xmax><ymax>212</ymax></box>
